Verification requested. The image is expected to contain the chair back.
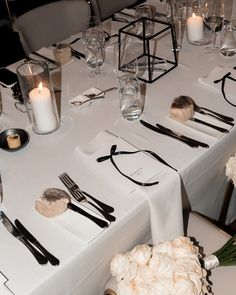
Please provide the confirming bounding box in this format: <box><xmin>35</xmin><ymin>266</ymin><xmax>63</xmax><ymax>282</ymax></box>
<box><xmin>13</xmin><ymin>0</ymin><xmax>91</xmax><ymax>55</ymax></box>
<box><xmin>89</xmin><ymin>0</ymin><xmax>137</xmax><ymax>21</ymax></box>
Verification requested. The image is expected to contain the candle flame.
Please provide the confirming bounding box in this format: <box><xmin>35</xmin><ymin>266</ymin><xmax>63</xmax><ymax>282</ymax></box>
<box><xmin>192</xmin><ymin>13</ymin><xmax>196</xmax><ymax>18</ymax></box>
<box><xmin>38</xmin><ymin>82</ymin><xmax>43</xmax><ymax>94</ymax></box>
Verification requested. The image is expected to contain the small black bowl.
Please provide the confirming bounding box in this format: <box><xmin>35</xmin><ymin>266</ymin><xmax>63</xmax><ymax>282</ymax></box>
<box><xmin>0</xmin><ymin>128</ymin><xmax>29</xmax><ymax>152</ymax></box>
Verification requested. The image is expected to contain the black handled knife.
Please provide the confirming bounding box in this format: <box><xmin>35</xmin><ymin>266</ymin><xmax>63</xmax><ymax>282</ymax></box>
<box><xmin>0</xmin><ymin>212</ymin><xmax>48</xmax><ymax>265</ymax></box>
<box><xmin>68</xmin><ymin>202</ymin><xmax>109</xmax><ymax>228</ymax></box>
<box><xmin>140</xmin><ymin>120</ymin><xmax>209</xmax><ymax>148</ymax></box>
<box><xmin>15</xmin><ymin>219</ymin><xmax>60</xmax><ymax>266</ymax></box>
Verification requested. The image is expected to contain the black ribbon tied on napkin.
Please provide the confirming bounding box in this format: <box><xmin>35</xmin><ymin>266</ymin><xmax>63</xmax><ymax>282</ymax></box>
<box><xmin>214</xmin><ymin>71</ymin><xmax>236</xmax><ymax>107</ymax></box>
<box><xmin>96</xmin><ymin>145</ymin><xmax>177</xmax><ymax>187</ymax></box>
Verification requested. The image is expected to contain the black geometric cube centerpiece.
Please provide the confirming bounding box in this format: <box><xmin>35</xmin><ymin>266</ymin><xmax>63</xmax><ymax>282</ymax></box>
<box><xmin>118</xmin><ymin>17</ymin><xmax>178</xmax><ymax>83</ymax></box>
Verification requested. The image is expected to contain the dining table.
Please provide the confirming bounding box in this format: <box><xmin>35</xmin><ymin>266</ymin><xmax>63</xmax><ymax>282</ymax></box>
<box><xmin>1</xmin><ymin>0</ymin><xmax>236</xmax><ymax>294</ymax></box>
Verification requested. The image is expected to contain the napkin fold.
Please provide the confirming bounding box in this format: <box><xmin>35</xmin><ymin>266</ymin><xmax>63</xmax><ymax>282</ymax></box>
<box><xmin>0</xmin><ymin>272</ymin><xmax>13</xmax><ymax>295</ymax></box>
<box><xmin>53</xmin><ymin>200</ymin><xmax>106</xmax><ymax>244</ymax></box>
<box><xmin>69</xmin><ymin>87</ymin><xmax>103</xmax><ymax>109</ymax></box>
<box><xmin>198</xmin><ymin>65</ymin><xmax>236</xmax><ymax>104</ymax></box>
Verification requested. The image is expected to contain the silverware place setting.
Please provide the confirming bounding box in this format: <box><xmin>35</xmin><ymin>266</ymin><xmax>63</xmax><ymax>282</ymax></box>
<box><xmin>140</xmin><ymin>120</ymin><xmax>209</xmax><ymax>149</ymax></box>
<box><xmin>0</xmin><ymin>211</ymin><xmax>60</xmax><ymax>265</ymax></box>
<box><xmin>58</xmin><ymin>172</ymin><xmax>115</xmax><ymax>223</ymax></box>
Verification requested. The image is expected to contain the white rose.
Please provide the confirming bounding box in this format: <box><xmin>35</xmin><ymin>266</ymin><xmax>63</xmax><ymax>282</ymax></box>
<box><xmin>110</xmin><ymin>253</ymin><xmax>130</xmax><ymax>281</ymax></box>
<box><xmin>188</xmin><ymin>272</ymin><xmax>204</xmax><ymax>294</ymax></box>
<box><xmin>174</xmin><ymin>260</ymin><xmax>205</xmax><ymax>295</ymax></box>
<box><xmin>117</xmin><ymin>279</ymin><xmax>138</xmax><ymax>295</ymax></box>
<box><xmin>171</xmin><ymin>278</ymin><xmax>199</xmax><ymax>295</ymax></box>
<box><xmin>171</xmin><ymin>237</ymin><xmax>198</xmax><ymax>259</ymax></box>
<box><xmin>129</xmin><ymin>244</ymin><xmax>152</xmax><ymax>266</ymax></box>
<box><xmin>152</xmin><ymin>278</ymin><xmax>173</xmax><ymax>295</ymax></box>
<box><xmin>149</xmin><ymin>252</ymin><xmax>174</xmax><ymax>279</ymax></box>
<box><xmin>126</xmin><ymin>260</ymin><xmax>139</xmax><ymax>281</ymax></box>
<box><xmin>175</xmin><ymin>258</ymin><xmax>203</xmax><ymax>277</ymax></box>
<box><xmin>136</xmin><ymin>264</ymin><xmax>155</xmax><ymax>283</ymax></box>
<box><xmin>152</xmin><ymin>241</ymin><xmax>173</xmax><ymax>257</ymax></box>
<box><xmin>226</xmin><ymin>155</ymin><xmax>236</xmax><ymax>186</ymax></box>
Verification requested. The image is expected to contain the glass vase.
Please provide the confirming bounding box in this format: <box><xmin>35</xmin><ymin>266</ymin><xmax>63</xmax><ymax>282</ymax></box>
<box><xmin>17</xmin><ymin>61</ymin><xmax>60</xmax><ymax>134</ymax></box>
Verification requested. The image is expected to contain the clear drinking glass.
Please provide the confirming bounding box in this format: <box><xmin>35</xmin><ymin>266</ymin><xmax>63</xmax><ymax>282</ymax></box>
<box><xmin>220</xmin><ymin>22</ymin><xmax>236</xmax><ymax>56</ymax></box>
<box><xmin>166</xmin><ymin>0</ymin><xmax>183</xmax><ymax>51</ymax></box>
<box><xmin>84</xmin><ymin>30</ymin><xmax>105</xmax><ymax>78</ymax></box>
<box><xmin>119</xmin><ymin>74</ymin><xmax>144</xmax><ymax>121</ymax></box>
<box><xmin>203</xmin><ymin>0</ymin><xmax>224</xmax><ymax>52</ymax></box>
<box><xmin>135</xmin><ymin>5</ymin><xmax>154</xmax><ymax>37</ymax></box>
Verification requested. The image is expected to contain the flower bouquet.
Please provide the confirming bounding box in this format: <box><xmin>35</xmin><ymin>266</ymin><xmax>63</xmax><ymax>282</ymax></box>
<box><xmin>105</xmin><ymin>236</ymin><xmax>210</xmax><ymax>295</ymax></box>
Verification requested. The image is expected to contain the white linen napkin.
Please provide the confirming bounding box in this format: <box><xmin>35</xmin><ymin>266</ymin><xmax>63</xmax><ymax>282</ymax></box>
<box><xmin>52</xmin><ymin>200</ymin><xmax>107</xmax><ymax>244</ymax></box>
<box><xmin>198</xmin><ymin>65</ymin><xmax>236</xmax><ymax>104</ymax></box>
<box><xmin>76</xmin><ymin>131</ymin><xmax>163</xmax><ymax>194</ymax></box>
<box><xmin>76</xmin><ymin>130</ymin><xmax>184</xmax><ymax>242</ymax></box>
<box><xmin>168</xmin><ymin>112</ymin><xmax>232</xmax><ymax>140</ymax></box>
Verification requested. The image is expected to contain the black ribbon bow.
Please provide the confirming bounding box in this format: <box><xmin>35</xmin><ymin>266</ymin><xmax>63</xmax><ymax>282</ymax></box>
<box><xmin>214</xmin><ymin>71</ymin><xmax>236</xmax><ymax>107</ymax></box>
<box><xmin>96</xmin><ymin>145</ymin><xmax>177</xmax><ymax>187</ymax></box>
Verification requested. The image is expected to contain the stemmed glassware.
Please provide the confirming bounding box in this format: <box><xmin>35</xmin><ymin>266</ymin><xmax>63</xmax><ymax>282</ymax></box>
<box><xmin>82</xmin><ymin>16</ymin><xmax>106</xmax><ymax>78</ymax></box>
<box><xmin>203</xmin><ymin>0</ymin><xmax>224</xmax><ymax>52</ymax></box>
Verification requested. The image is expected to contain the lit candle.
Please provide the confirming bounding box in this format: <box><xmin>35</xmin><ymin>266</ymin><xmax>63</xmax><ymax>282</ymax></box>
<box><xmin>29</xmin><ymin>82</ymin><xmax>58</xmax><ymax>133</ymax></box>
<box><xmin>187</xmin><ymin>13</ymin><xmax>203</xmax><ymax>42</ymax></box>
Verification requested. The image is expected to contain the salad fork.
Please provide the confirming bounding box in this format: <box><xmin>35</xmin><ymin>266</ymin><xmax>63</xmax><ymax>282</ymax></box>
<box><xmin>58</xmin><ymin>173</ymin><xmax>115</xmax><ymax>222</ymax></box>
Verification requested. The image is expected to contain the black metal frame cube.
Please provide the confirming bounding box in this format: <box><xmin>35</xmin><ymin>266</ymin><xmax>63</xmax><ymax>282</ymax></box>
<box><xmin>118</xmin><ymin>17</ymin><xmax>178</xmax><ymax>83</ymax></box>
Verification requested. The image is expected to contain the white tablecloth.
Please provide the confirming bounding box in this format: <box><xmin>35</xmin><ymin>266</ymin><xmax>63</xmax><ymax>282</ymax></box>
<box><xmin>1</xmin><ymin>0</ymin><xmax>236</xmax><ymax>293</ymax></box>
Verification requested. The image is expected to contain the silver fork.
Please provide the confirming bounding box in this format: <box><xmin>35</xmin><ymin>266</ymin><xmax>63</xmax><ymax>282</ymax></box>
<box><xmin>71</xmin><ymin>87</ymin><xmax>117</xmax><ymax>106</ymax></box>
<box><xmin>58</xmin><ymin>173</ymin><xmax>115</xmax><ymax>222</ymax></box>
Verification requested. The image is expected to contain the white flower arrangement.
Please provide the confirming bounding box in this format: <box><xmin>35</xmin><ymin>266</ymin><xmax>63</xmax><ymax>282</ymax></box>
<box><xmin>110</xmin><ymin>237</ymin><xmax>210</xmax><ymax>295</ymax></box>
<box><xmin>225</xmin><ymin>153</ymin><xmax>236</xmax><ymax>186</ymax></box>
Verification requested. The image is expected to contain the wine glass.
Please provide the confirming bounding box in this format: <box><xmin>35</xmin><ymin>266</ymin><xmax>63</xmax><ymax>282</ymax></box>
<box><xmin>84</xmin><ymin>30</ymin><xmax>105</xmax><ymax>78</ymax></box>
<box><xmin>203</xmin><ymin>0</ymin><xmax>224</xmax><ymax>52</ymax></box>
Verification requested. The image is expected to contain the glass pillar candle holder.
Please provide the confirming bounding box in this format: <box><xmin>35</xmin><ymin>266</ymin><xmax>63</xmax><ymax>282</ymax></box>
<box><xmin>17</xmin><ymin>61</ymin><xmax>60</xmax><ymax>134</ymax></box>
<box><xmin>186</xmin><ymin>2</ymin><xmax>211</xmax><ymax>46</ymax></box>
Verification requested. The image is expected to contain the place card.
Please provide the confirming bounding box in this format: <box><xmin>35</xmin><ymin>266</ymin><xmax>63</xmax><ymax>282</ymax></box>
<box><xmin>69</xmin><ymin>87</ymin><xmax>103</xmax><ymax>109</ymax></box>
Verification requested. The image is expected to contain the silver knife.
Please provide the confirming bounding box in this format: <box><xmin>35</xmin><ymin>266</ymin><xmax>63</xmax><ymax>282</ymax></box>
<box><xmin>0</xmin><ymin>211</ymin><xmax>48</xmax><ymax>265</ymax></box>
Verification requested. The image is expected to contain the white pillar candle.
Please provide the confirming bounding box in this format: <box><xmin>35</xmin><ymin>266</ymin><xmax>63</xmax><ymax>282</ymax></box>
<box><xmin>187</xmin><ymin>13</ymin><xmax>203</xmax><ymax>42</ymax></box>
<box><xmin>29</xmin><ymin>82</ymin><xmax>57</xmax><ymax>133</ymax></box>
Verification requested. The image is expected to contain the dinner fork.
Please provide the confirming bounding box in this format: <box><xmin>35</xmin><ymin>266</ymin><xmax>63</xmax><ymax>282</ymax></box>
<box><xmin>58</xmin><ymin>173</ymin><xmax>115</xmax><ymax>222</ymax></box>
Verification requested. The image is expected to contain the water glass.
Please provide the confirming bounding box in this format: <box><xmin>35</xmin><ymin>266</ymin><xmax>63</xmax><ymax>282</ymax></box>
<box><xmin>135</xmin><ymin>5</ymin><xmax>154</xmax><ymax>37</ymax></box>
<box><xmin>119</xmin><ymin>75</ymin><xmax>144</xmax><ymax>121</ymax></box>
